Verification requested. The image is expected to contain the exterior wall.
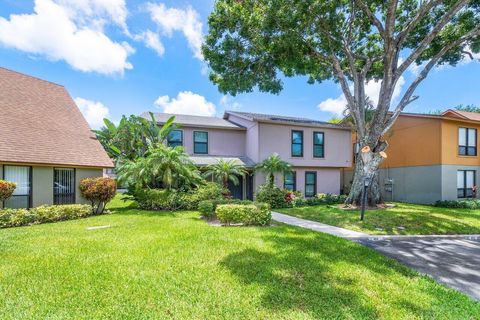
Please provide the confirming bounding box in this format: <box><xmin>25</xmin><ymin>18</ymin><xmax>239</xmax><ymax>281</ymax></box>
<box><xmin>226</xmin><ymin>114</ymin><xmax>259</xmax><ymax>161</ymax></box>
<box><xmin>441</xmin><ymin>119</ymin><xmax>480</xmax><ymax>166</ymax></box>
<box><xmin>75</xmin><ymin>168</ymin><xmax>103</xmax><ymax>204</ymax></box>
<box><xmin>381</xmin><ymin>116</ymin><xmax>442</xmax><ymax>168</ymax></box>
<box><xmin>175</xmin><ymin>126</ymin><xmax>246</xmax><ymax>157</ymax></box>
<box><xmin>257</xmin><ymin>122</ymin><xmax>352</xmax><ymax>167</ymax></box>
<box><xmin>254</xmin><ymin>167</ymin><xmax>341</xmax><ymax>196</ymax></box>
<box><xmin>441</xmin><ymin>165</ymin><xmax>480</xmax><ymax>201</ymax></box>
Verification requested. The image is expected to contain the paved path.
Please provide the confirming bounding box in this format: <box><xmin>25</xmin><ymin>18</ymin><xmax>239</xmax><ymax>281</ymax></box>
<box><xmin>271</xmin><ymin>212</ymin><xmax>480</xmax><ymax>300</ymax></box>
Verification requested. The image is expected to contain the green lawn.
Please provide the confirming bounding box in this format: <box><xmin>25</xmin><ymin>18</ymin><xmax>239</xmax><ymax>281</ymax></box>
<box><xmin>0</xmin><ymin>197</ymin><xmax>479</xmax><ymax>319</ymax></box>
<box><xmin>277</xmin><ymin>202</ymin><xmax>480</xmax><ymax>235</ymax></box>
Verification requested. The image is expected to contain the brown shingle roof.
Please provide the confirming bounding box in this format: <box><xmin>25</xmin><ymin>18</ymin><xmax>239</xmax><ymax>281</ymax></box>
<box><xmin>442</xmin><ymin>109</ymin><xmax>480</xmax><ymax>122</ymax></box>
<box><xmin>0</xmin><ymin>67</ymin><xmax>113</xmax><ymax>168</ymax></box>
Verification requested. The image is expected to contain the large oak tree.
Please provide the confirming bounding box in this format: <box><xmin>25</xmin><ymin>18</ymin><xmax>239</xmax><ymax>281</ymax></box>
<box><xmin>202</xmin><ymin>0</ymin><xmax>480</xmax><ymax>205</ymax></box>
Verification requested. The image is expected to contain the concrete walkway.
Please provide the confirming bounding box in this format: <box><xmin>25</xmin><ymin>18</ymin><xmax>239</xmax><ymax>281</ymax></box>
<box><xmin>271</xmin><ymin>211</ymin><xmax>480</xmax><ymax>301</ymax></box>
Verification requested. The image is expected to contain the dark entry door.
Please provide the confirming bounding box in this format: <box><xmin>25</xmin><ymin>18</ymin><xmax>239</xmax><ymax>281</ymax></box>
<box><xmin>228</xmin><ymin>176</ymin><xmax>244</xmax><ymax>199</ymax></box>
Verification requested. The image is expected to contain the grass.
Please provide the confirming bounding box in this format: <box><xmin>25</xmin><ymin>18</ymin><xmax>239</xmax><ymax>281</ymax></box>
<box><xmin>277</xmin><ymin>202</ymin><xmax>480</xmax><ymax>235</ymax></box>
<box><xmin>0</xmin><ymin>196</ymin><xmax>479</xmax><ymax>319</ymax></box>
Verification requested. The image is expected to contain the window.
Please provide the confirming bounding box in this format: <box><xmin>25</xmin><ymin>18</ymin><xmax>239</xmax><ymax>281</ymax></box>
<box><xmin>459</xmin><ymin>128</ymin><xmax>477</xmax><ymax>156</ymax></box>
<box><xmin>3</xmin><ymin>165</ymin><xmax>31</xmax><ymax>209</ymax></box>
<box><xmin>167</xmin><ymin>130</ymin><xmax>183</xmax><ymax>148</ymax></box>
<box><xmin>284</xmin><ymin>171</ymin><xmax>296</xmax><ymax>191</ymax></box>
<box><xmin>457</xmin><ymin>170</ymin><xmax>476</xmax><ymax>198</ymax></box>
<box><xmin>313</xmin><ymin>132</ymin><xmax>325</xmax><ymax>158</ymax></box>
<box><xmin>194</xmin><ymin>131</ymin><xmax>208</xmax><ymax>154</ymax></box>
<box><xmin>54</xmin><ymin>168</ymin><xmax>76</xmax><ymax>205</ymax></box>
<box><xmin>291</xmin><ymin>130</ymin><xmax>303</xmax><ymax>157</ymax></box>
<box><xmin>305</xmin><ymin>171</ymin><xmax>317</xmax><ymax>197</ymax></box>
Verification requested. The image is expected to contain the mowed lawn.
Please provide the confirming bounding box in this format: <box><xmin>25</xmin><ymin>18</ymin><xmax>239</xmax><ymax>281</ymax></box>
<box><xmin>278</xmin><ymin>202</ymin><xmax>480</xmax><ymax>235</ymax></box>
<box><xmin>1</xmin><ymin>198</ymin><xmax>479</xmax><ymax>319</ymax></box>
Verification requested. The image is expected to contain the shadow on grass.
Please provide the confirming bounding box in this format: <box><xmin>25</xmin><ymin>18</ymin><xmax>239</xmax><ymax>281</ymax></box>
<box><xmin>220</xmin><ymin>226</ymin><xmax>472</xmax><ymax>318</ymax></box>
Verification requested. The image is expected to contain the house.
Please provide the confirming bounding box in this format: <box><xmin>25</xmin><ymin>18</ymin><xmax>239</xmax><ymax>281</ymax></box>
<box><xmin>343</xmin><ymin>109</ymin><xmax>480</xmax><ymax>204</ymax></box>
<box><xmin>0</xmin><ymin>67</ymin><xmax>113</xmax><ymax>209</ymax></box>
<box><xmin>145</xmin><ymin>111</ymin><xmax>353</xmax><ymax>199</ymax></box>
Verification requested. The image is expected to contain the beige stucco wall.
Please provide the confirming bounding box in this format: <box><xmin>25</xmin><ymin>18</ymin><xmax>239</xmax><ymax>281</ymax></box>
<box><xmin>75</xmin><ymin>168</ymin><xmax>104</xmax><ymax>204</ymax></box>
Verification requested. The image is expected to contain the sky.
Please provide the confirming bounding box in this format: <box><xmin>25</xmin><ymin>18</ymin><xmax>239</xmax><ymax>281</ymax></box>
<box><xmin>0</xmin><ymin>0</ymin><xmax>479</xmax><ymax>129</ymax></box>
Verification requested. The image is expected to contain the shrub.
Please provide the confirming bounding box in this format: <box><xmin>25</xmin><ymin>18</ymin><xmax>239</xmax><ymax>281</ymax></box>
<box><xmin>435</xmin><ymin>199</ymin><xmax>480</xmax><ymax>209</ymax></box>
<box><xmin>134</xmin><ymin>188</ymin><xmax>186</xmax><ymax>211</ymax></box>
<box><xmin>0</xmin><ymin>204</ymin><xmax>92</xmax><ymax>228</ymax></box>
<box><xmin>183</xmin><ymin>182</ymin><xmax>225</xmax><ymax>210</ymax></box>
<box><xmin>255</xmin><ymin>184</ymin><xmax>289</xmax><ymax>208</ymax></box>
<box><xmin>0</xmin><ymin>180</ymin><xmax>16</xmax><ymax>202</ymax></box>
<box><xmin>215</xmin><ymin>203</ymin><xmax>271</xmax><ymax>226</ymax></box>
<box><xmin>198</xmin><ymin>200</ymin><xmax>215</xmax><ymax>218</ymax></box>
<box><xmin>79</xmin><ymin>177</ymin><xmax>117</xmax><ymax>214</ymax></box>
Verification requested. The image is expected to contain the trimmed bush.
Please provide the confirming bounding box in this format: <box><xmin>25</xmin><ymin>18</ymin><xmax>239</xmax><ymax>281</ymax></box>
<box><xmin>435</xmin><ymin>199</ymin><xmax>480</xmax><ymax>209</ymax></box>
<box><xmin>0</xmin><ymin>204</ymin><xmax>92</xmax><ymax>228</ymax></box>
<box><xmin>198</xmin><ymin>200</ymin><xmax>215</xmax><ymax>218</ymax></box>
<box><xmin>182</xmin><ymin>182</ymin><xmax>225</xmax><ymax>210</ymax></box>
<box><xmin>255</xmin><ymin>184</ymin><xmax>288</xmax><ymax>209</ymax></box>
<box><xmin>134</xmin><ymin>189</ymin><xmax>186</xmax><ymax>211</ymax></box>
<box><xmin>0</xmin><ymin>180</ymin><xmax>16</xmax><ymax>202</ymax></box>
<box><xmin>216</xmin><ymin>203</ymin><xmax>271</xmax><ymax>226</ymax></box>
<box><xmin>80</xmin><ymin>177</ymin><xmax>117</xmax><ymax>214</ymax></box>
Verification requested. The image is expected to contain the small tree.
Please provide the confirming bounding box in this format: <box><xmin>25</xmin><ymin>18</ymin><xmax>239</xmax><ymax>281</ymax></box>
<box><xmin>79</xmin><ymin>177</ymin><xmax>117</xmax><ymax>214</ymax></box>
<box><xmin>255</xmin><ymin>154</ymin><xmax>292</xmax><ymax>186</ymax></box>
<box><xmin>203</xmin><ymin>159</ymin><xmax>247</xmax><ymax>189</ymax></box>
<box><xmin>0</xmin><ymin>180</ymin><xmax>16</xmax><ymax>202</ymax></box>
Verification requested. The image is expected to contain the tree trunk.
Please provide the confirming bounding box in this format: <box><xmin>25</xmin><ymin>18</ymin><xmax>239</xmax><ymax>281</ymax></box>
<box><xmin>345</xmin><ymin>149</ymin><xmax>384</xmax><ymax>206</ymax></box>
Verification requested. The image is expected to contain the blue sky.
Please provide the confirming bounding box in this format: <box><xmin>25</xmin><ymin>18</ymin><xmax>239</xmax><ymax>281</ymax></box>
<box><xmin>0</xmin><ymin>0</ymin><xmax>479</xmax><ymax>128</ymax></box>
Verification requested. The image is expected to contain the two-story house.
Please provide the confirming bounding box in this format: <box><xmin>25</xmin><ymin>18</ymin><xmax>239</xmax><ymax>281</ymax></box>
<box><xmin>343</xmin><ymin>109</ymin><xmax>480</xmax><ymax>204</ymax></box>
<box><xmin>146</xmin><ymin>111</ymin><xmax>353</xmax><ymax>199</ymax></box>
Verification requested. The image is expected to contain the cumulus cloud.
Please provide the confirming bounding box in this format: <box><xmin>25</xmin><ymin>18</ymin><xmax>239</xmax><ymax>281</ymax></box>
<box><xmin>146</xmin><ymin>3</ymin><xmax>203</xmax><ymax>60</ymax></box>
<box><xmin>318</xmin><ymin>77</ymin><xmax>406</xmax><ymax>116</ymax></box>
<box><xmin>0</xmin><ymin>0</ymin><xmax>133</xmax><ymax>75</ymax></box>
<box><xmin>75</xmin><ymin>97</ymin><xmax>110</xmax><ymax>129</ymax></box>
<box><xmin>219</xmin><ymin>95</ymin><xmax>242</xmax><ymax>111</ymax></box>
<box><xmin>154</xmin><ymin>91</ymin><xmax>216</xmax><ymax>116</ymax></box>
<box><xmin>135</xmin><ymin>30</ymin><xmax>165</xmax><ymax>56</ymax></box>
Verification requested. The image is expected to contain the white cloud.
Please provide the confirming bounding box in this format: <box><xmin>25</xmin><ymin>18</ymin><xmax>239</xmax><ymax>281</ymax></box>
<box><xmin>135</xmin><ymin>30</ymin><xmax>165</xmax><ymax>56</ymax></box>
<box><xmin>154</xmin><ymin>91</ymin><xmax>216</xmax><ymax>116</ymax></box>
<box><xmin>220</xmin><ymin>95</ymin><xmax>242</xmax><ymax>111</ymax></box>
<box><xmin>0</xmin><ymin>0</ymin><xmax>133</xmax><ymax>75</ymax></box>
<box><xmin>318</xmin><ymin>77</ymin><xmax>406</xmax><ymax>116</ymax></box>
<box><xmin>74</xmin><ymin>97</ymin><xmax>110</xmax><ymax>129</ymax></box>
<box><xmin>146</xmin><ymin>3</ymin><xmax>203</xmax><ymax>60</ymax></box>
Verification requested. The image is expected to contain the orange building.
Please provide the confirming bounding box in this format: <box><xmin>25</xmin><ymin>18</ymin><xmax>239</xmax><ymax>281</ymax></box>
<box><xmin>343</xmin><ymin>109</ymin><xmax>480</xmax><ymax>204</ymax></box>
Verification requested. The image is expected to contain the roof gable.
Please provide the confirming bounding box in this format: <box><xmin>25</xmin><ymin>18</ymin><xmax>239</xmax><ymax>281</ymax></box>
<box><xmin>0</xmin><ymin>67</ymin><xmax>113</xmax><ymax>168</ymax></box>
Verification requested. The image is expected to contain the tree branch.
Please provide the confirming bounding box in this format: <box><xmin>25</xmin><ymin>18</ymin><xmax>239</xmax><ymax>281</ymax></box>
<box><xmin>396</xmin><ymin>0</ymin><xmax>470</xmax><ymax>78</ymax></box>
<box><xmin>354</xmin><ymin>0</ymin><xmax>386</xmax><ymax>38</ymax></box>
<box><xmin>383</xmin><ymin>26</ymin><xmax>480</xmax><ymax>135</ymax></box>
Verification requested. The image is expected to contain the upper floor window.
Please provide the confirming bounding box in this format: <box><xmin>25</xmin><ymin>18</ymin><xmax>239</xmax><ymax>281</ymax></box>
<box><xmin>291</xmin><ymin>130</ymin><xmax>303</xmax><ymax>157</ymax></box>
<box><xmin>313</xmin><ymin>132</ymin><xmax>325</xmax><ymax>158</ymax></box>
<box><xmin>457</xmin><ymin>170</ymin><xmax>475</xmax><ymax>198</ymax></box>
<box><xmin>284</xmin><ymin>171</ymin><xmax>296</xmax><ymax>191</ymax></box>
<box><xmin>194</xmin><ymin>131</ymin><xmax>208</xmax><ymax>154</ymax></box>
<box><xmin>167</xmin><ymin>130</ymin><xmax>183</xmax><ymax>148</ymax></box>
<box><xmin>459</xmin><ymin>127</ymin><xmax>477</xmax><ymax>156</ymax></box>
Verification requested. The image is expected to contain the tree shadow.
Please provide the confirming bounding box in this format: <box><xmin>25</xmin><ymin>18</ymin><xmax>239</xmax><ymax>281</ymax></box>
<box><xmin>219</xmin><ymin>226</ymin><xmax>477</xmax><ymax>318</ymax></box>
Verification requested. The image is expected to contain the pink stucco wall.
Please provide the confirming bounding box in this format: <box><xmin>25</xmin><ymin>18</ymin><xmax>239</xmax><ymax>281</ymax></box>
<box><xmin>178</xmin><ymin>127</ymin><xmax>246</xmax><ymax>156</ymax></box>
<box><xmin>227</xmin><ymin>114</ymin><xmax>259</xmax><ymax>161</ymax></box>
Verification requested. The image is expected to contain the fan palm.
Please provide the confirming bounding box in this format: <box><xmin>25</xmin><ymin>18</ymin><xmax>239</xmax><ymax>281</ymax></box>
<box><xmin>203</xmin><ymin>159</ymin><xmax>247</xmax><ymax>189</ymax></box>
<box><xmin>255</xmin><ymin>153</ymin><xmax>292</xmax><ymax>186</ymax></box>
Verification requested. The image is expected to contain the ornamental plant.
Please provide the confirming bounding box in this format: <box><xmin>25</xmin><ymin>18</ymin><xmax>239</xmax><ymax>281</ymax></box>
<box><xmin>0</xmin><ymin>180</ymin><xmax>16</xmax><ymax>202</ymax></box>
<box><xmin>79</xmin><ymin>177</ymin><xmax>117</xmax><ymax>214</ymax></box>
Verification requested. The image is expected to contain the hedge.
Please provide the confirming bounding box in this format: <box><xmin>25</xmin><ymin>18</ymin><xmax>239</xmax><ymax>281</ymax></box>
<box><xmin>215</xmin><ymin>203</ymin><xmax>271</xmax><ymax>226</ymax></box>
<box><xmin>0</xmin><ymin>204</ymin><xmax>93</xmax><ymax>228</ymax></box>
<box><xmin>434</xmin><ymin>199</ymin><xmax>480</xmax><ymax>209</ymax></box>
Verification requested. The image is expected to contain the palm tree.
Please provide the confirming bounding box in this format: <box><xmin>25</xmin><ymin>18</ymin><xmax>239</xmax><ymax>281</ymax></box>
<box><xmin>117</xmin><ymin>144</ymin><xmax>202</xmax><ymax>190</ymax></box>
<box><xmin>255</xmin><ymin>153</ymin><xmax>291</xmax><ymax>186</ymax></box>
<box><xmin>203</xmin><ymin>159</ymin><xmax>247</xmax><ymax>189</ymax></box>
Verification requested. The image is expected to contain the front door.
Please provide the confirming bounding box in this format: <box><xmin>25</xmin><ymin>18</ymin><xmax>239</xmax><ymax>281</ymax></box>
<box><xmin>228</xmin><ymin>175</ymin><xmax>244</xmax><ymax>199</ymax></box>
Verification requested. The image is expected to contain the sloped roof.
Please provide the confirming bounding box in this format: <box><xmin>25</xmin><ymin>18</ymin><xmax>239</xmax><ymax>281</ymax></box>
<box><xmin>190</xmin><ymin>155</ymin><xmax>256</xmax><ymax>167</ymax></box>
<box><xmin>224</xmin><ymin>111</ymin><xmax>350</xmax><ymax>129</ymax></box>
<box><xmin>144</xmin><ymin>112</ymin><xmax>244</xmax><ymax>130</ymax></box>
<box><xmin>442</xmin><ymin>109</ymin><xmax>480</xmax><ymax>122</ymax></box>
<box><xmin>0</xmin><ymin>67</ymin><xmax>113</xmax><ymax>168</ymax></box>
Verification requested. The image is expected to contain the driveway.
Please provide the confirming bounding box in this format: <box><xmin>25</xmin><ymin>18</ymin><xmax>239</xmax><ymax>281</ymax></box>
<box><xmin>356</xmin><ymin>235</ymin><xmax>480</xmax><ymax>300</ymax></box>
<box><xmin>272</xmin><ymin>212</ymin><xmax>480</xmax><ymax>301</ymax></box>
